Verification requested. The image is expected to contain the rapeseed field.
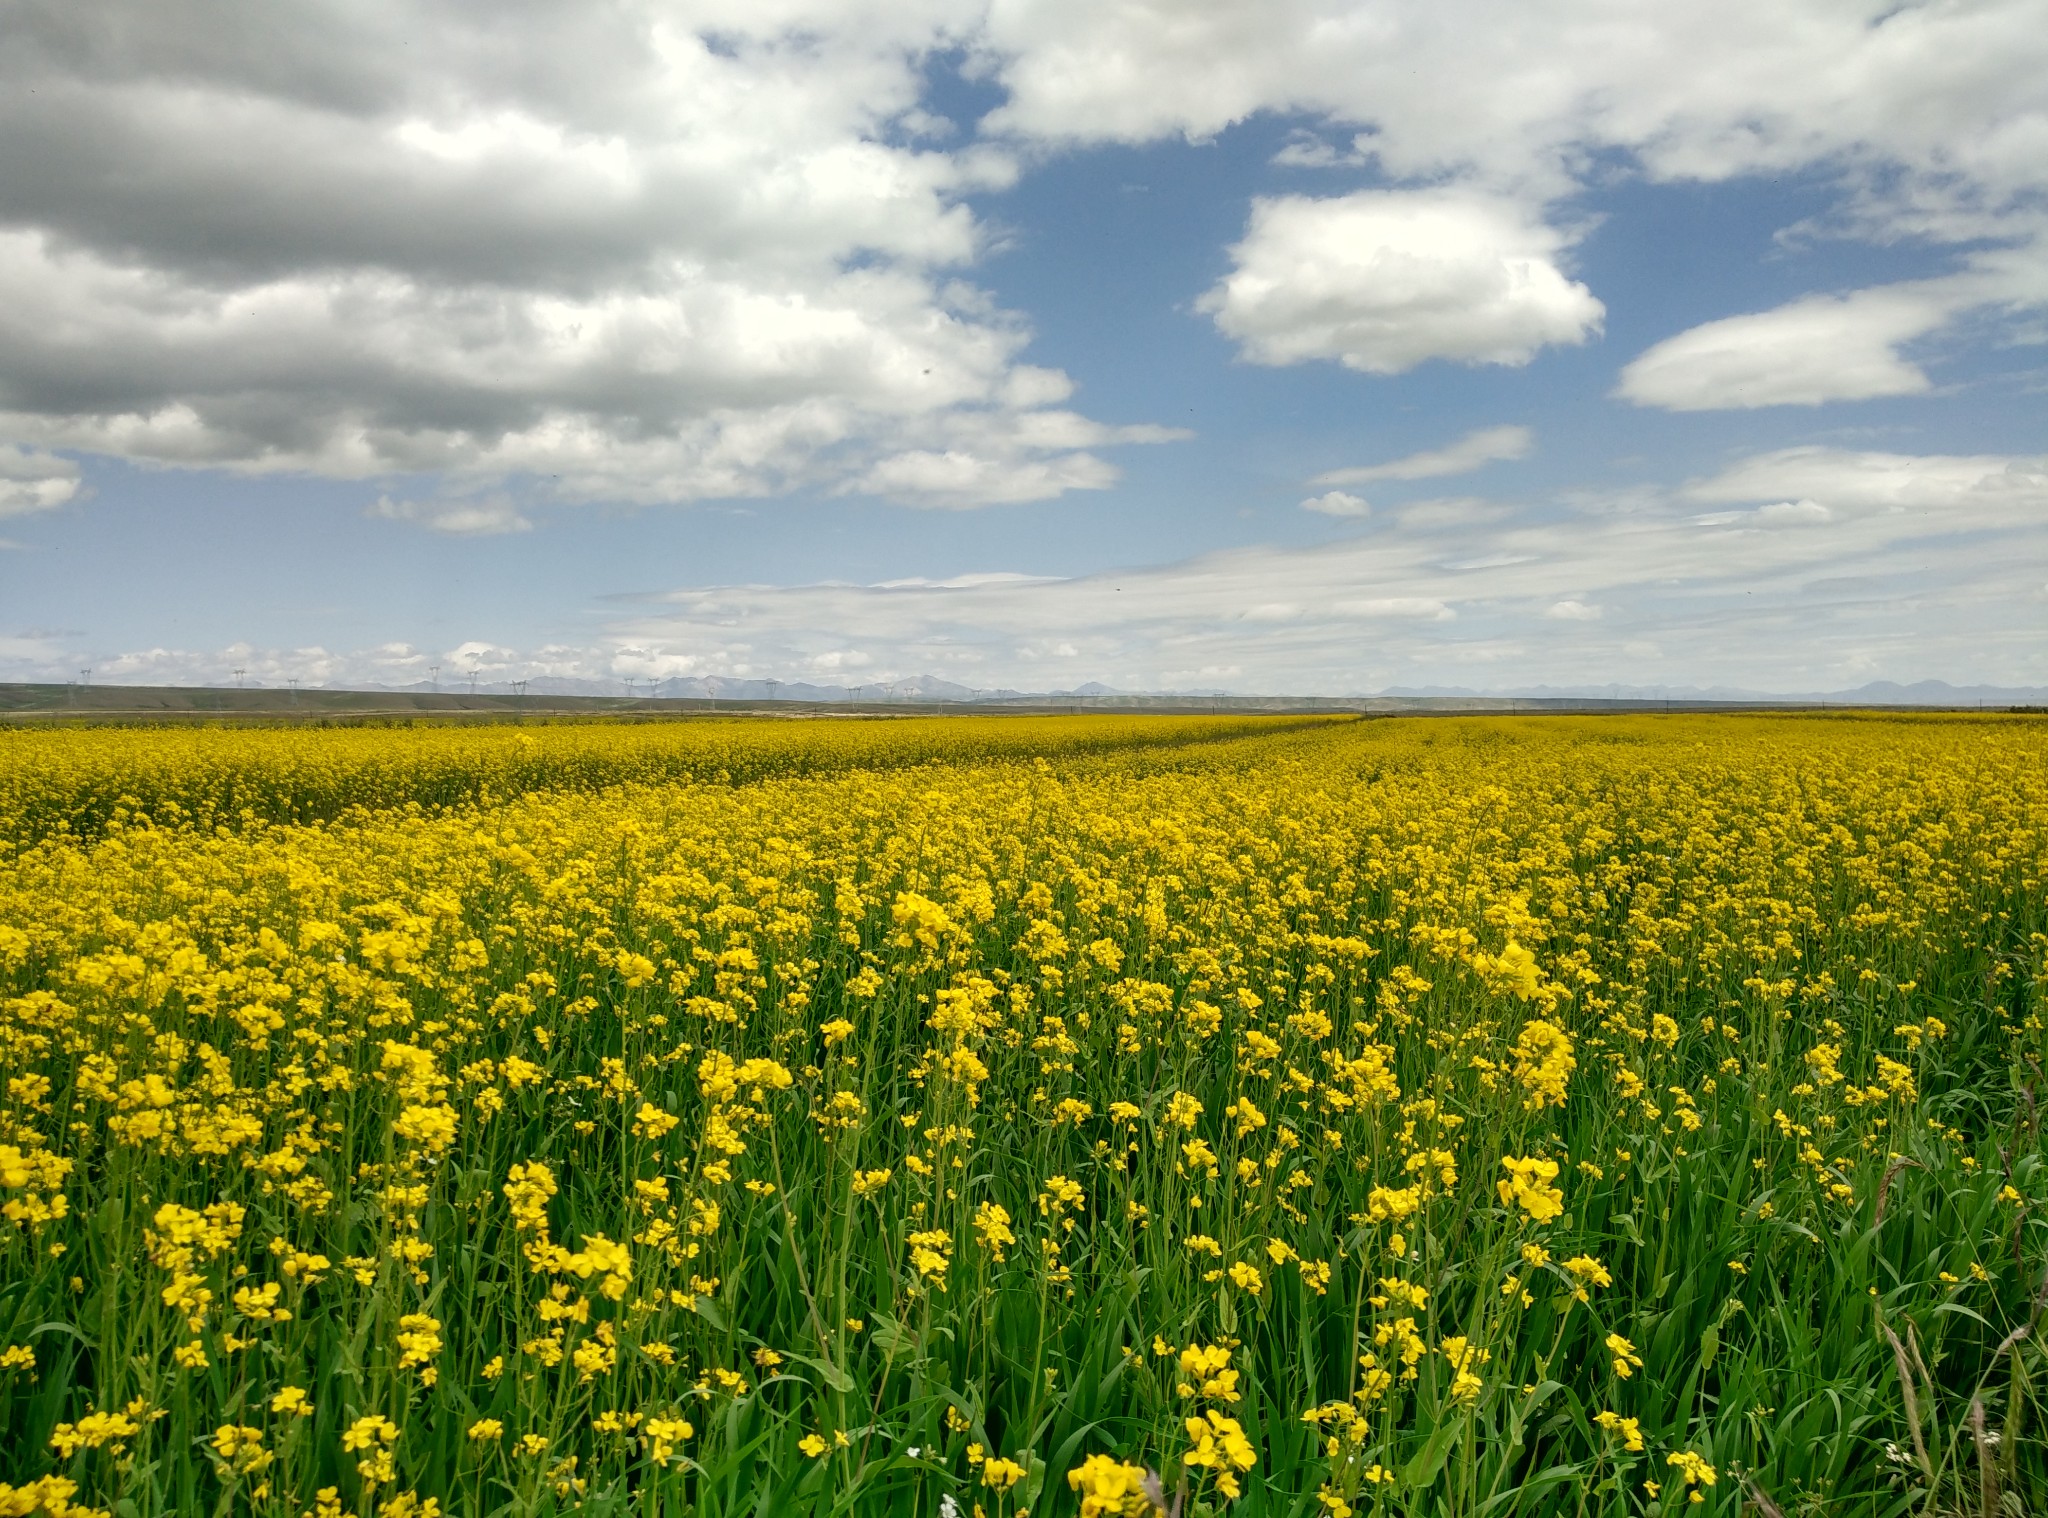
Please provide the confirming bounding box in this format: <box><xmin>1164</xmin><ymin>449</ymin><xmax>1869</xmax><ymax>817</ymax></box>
<box><xmin>0</xmin><ymin>713</ymin><xmax>2041</xmax><ymax>1517</ymax></box>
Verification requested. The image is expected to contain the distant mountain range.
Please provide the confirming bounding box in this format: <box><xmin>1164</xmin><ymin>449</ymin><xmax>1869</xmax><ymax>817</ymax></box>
<box><xmin>8</xmin><ymin>674</ymin><xmax>2044</xmax><ymax>719</ymax></box>
<box><xmin>360</xmin><ymin>671</ymin><xmax>1040</xmax><ymax>700</ymax></box>
<box><xmin>359</xmin><ymin>674</ymin><xmax>1112</xmax><ymax>703</ymax></box>
<box><xmin>1379</xmin><ymin>679</ymin><xmax>2048</xmax><ymax>705</ymax></box>
<box><xmin>346</xmin><ymin>675</ymin><xmax>2048</xmax><ymax>706</ymax></box>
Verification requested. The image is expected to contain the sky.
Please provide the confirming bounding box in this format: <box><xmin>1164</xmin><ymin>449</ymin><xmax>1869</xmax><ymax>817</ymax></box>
<box><xmin>0</xmin><ymin>0</ymin><xmax>2044</xmax><ymax>696</ymax></box>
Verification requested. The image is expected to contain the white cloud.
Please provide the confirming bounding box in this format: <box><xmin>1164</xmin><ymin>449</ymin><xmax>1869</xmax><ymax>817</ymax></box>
<box><xmin>16</xmin><ymin>441</ymin><xmax>2044</xmax><ymax>692</ymax></box>
<box><xmin>981</xmin><ymin>0</ymin><xmax>2048</xmax><ymax>232</ymax></box>
<box><xmin>369</xmin><ymin>494</ymin><xmax>534</xmax><ymax>536</ymax></box>
<box><xmin>1300</xmin><ymin>489</ymin><xmax>1369</xmax><ymax>517</ymax></box>
<box><xmin>1198</xmin><ymin>192</ymin><xmax>1603</xmax><ymax>373</ymax></box>
<box><xmin>3</xmin><ymin>0</ymin><xmax>2041</xmax><ymax>520</ymax></box>
<box><xmin>0</xmin><ymin>445</ymin><xmax>82</xmax><ymax>517</ymax></box>
<box><xmin>1686</xmin><ymin>446</ymin><xmax>2048</xmax><ymax>514</ymax></box>
<box><xmin>1396</xmin><ymin>497</ymin><xmax>1507</xmax><ymax>530</ymax></box>
<box><xmin>583</xmin><ymin>442</ymin><xmax>2048</xmax><ymax>691</ymax></box>
<box><xmin>1615</xmin><ymin>287</ymin><xmax>1949</xmax><ymax>410</ymax></box>
<box><xmin>1270</xmin><ymin>131</ymin><xmax>1370</xmax><ymax>169</ymax></box>
<box><xmin>1618</xmin><ymin>242</ymin><xmax>2048</xmax><ymax>410</ymax></box>
<box><xmin>1333</xmin><ymin>597</ymin><xmax>1454</xmax><ymax>620</ymax></box>
<box><xmin>837</xmin><ymin>407</ymin><xmax>1188</xmax><ymax>506</ymax></box>
<box><xmin>1314</xmin><ymin>424</ymin><xmax>1532</xmax><ymax>486</ymax></box>
<box><xmin>1756</xmin><ymin>499</ymin><xmax>1832</xmax><ymax>525</ymax></box>
<box><xmin>0</xmin><ymin>0</ymin><xmax>1177</xmax><ymax>514</ymax></box>
<box><xmin>850</xmin><ymin>447</ymin><xmax>1118</xmax><ymax>507</ymax></box>
<box><xmin>984</xmin><ymin>0</ymin><xmax>2048</xmax><ymax>379</ymax></box>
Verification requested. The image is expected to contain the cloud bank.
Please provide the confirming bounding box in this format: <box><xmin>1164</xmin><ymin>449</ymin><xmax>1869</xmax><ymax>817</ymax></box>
<box><xmin>1</xmin><ymin>0</ymin><xmax>2043</xmax><ymax>700</ymax></box>
<box><xmin>20</xmin><ymin>445</ymin><xmax>2042</xmax><ymax>695</ymax></box>
<box><xmin>0</xmin><ymin>0</ymin><xmax>1175</xmax><ymax>510</ymax></box>
<box><xmin>2</xmin><ymin>0</ymin><xmax>2043</xmax><ymax>520</ymax></box>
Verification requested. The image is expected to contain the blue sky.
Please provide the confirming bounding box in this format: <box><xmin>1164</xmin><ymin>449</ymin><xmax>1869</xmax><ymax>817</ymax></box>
<box><xmin>1</xmin><ymin>1</ymin><xmax>2043</xmax><ymax>694</ymax></box>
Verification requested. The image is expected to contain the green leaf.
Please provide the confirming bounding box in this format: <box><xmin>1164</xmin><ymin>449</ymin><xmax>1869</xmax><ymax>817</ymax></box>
<box><xmin>1520</xmin><ymin>1379</ymin><xmax>1566</xmax><ymax>1416</ymax></box>
<box><xmin>1931</xmin><ymin>1301</ymin><xmax>1994</xmax><ymax>1328</ymax></box>
<box><xmin>1477</xmin><ymin>1463</ymin><xmax>1579</xmax><ymax>1515</ymax></box>
<box><xmin>868</xmin><ymin>1310</ymin><xmax>918</xmax><ymax>1358</ymax></box>
<box><xmin>1403</xmin><ymin>1417</ymin><xmax>1461</xmax><ymax>1489</ymax></box>
<box><xmin>785</xmin><ymin>1351</ymin><xmax>855</xmax><ymax>1394</ymax></box>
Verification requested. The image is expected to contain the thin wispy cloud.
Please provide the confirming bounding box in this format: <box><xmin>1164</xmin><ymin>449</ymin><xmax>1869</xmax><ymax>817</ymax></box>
<box><xmin>1313</xmin><ymin>426</ymin><xmax>1535</xmax><ymax>487</ymax></box>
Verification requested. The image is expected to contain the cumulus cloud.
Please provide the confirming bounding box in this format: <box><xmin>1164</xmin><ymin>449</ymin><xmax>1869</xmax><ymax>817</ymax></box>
<box><xmin>1314</xmin><ymin>425</ymin><xmax>1532</xmax><ymax>486</ymax></box>
<box><xmin>985</xmin><ymin>0</ymin><xmax>2048</xmax><ymax>376</ymax></box>
<box><xmin>1300</xmin><ymin>490</ymin><xmax>1369</xmax><ymax>517</ymax></box>
<box><xmin>0</xmin><ymin>0</ymin><xmax>1176</xmax><ymax>512</ymax></box>
<box><xmin>1198</xmin><ymin>192</ymin><xmax>1603</xmax><ymax>373</ymax></box>
<box><xmin>5</xmin><ymin>0</ymin><xmax>2046</xmax><ymax>699</ymax></box>
<box><xmin>981</xmin><ymin>0</ymin><xmax>2048</xmax><ymax>232</ymax></box>
<box><xmin>3</xmin><ymin>0</ymin><xmax>2042</xmax><ymax>517</ymax></box>
<box><xmin>0</xmin><ymin>444</ymin><xmax>82</xmax><ymax>517</ymax></box>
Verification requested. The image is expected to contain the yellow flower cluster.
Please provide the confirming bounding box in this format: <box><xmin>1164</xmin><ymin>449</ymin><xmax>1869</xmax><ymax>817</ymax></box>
<box><xmin>0</xmin><ymin>711</ymin><xmax>2040</xmax><ymax>1515</ymax></box>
